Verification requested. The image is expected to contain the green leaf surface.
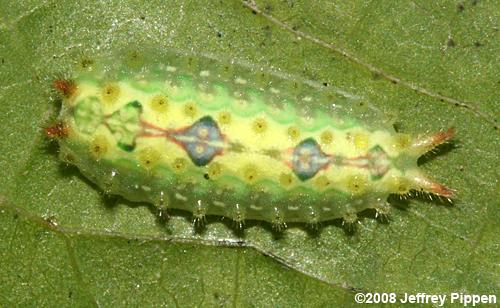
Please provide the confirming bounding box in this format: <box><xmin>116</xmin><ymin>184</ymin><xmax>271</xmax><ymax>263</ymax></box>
<box><xmin>1</xmin><ymin>0</ymin><xmax>498</xmax><ymax>306</ymax></box>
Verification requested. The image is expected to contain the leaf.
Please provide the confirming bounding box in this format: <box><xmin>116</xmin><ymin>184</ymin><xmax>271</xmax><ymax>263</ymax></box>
<box><xmin>1</xmin><ymin>0</ymin><xmax>498</xmax><ymax>306</ymax></box>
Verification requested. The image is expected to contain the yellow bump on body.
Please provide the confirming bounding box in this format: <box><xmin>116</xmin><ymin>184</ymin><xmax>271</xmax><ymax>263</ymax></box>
<box><xmin>252</xmin><ymin>118</ymin><xmax>268</xmax><ymax>134</ymax></box>
<box><xmin>138</xmin><ymin>147</ymin><xmax>162</xmax><ymax>171</ymax></box>
<box><xmin>392</xmin><ymin>133</ymin><xmax>412</xmax><ymax>151</ymax></box>
<box><xmin>320</xmin><ymin>130</ymin><xmax>334</xmax><ymax>145</ymax></box>
<box><xmin>386</xmin><ymin>175</ymin><xmax>411</xmax><ymax>194</ymax></box>
<box><xmin>346</xmin><ymin>174</ymin><xmax>368</xmax><ymax>195</ymax></box>
<box><xmin>207</xmin><ymin>162</ymin><xmax>223</xmax><ymax>178</ymax></box>
<box><xmin>252</xmin><ymin>118</ymin><xmax>267</xmax><ymax>134</ymax></box>
<box><xmin>172</xmin><ymin>157</ymin><xmax>187</xmax><ymax>172</ymax></box>
<box><xmin>314</xmin><ymin>175</ymin><xmax>332</xmax><ymax>190</ymax></box>
<box><xmin>353</xmin><ymin>132</ymin><xmax>369</xmax><ymax>150</ymax></box>
<box><xmin>101</xmin><ymin>83</ymin><xmax>120</xmax><ymax>105</ymax></box>
<box><xmin>184</xmin><ymin>102</ymin><xmax>197</xmax><ymax>118</ymax></box>
<box><xmin>242</xmin><ymin>164</ymin><xmax>259</xmax><ymax>183</ymax></box>
<box><xmin>90</xmin><ymin>134</ymin><xmax>109</xmax><ymax>160</ymax></box>
<box><xmin>287</xmin><ymin>126</ymin><xmax>301</xmax><ymax>141</ymax></box>
<box><xmin>150</xmin><ymin>95</ymin><xmax>169</xmax><ymax>113</ymax></box>
<box><xmin>279</xmin><ymin>173</ymin><xmax>294</xmax><ymax>187</ymax></box>
<box><xmin>218</xmin><ymin>111</ymin><xmax>232</xmax><ymax>125</ymax></box>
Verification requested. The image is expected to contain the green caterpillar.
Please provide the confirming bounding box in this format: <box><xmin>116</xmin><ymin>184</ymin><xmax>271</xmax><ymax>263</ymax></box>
<box><xmin>48</xmin><ymin>50</ymin><xmax>455</xmax><ymax>229</ymax></box>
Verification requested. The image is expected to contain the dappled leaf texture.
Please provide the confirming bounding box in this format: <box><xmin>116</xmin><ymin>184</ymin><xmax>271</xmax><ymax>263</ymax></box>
<box><xmin>1</xmin><ymin>0</ymin><xmax>498</xmax><ymax>306</ymax></box>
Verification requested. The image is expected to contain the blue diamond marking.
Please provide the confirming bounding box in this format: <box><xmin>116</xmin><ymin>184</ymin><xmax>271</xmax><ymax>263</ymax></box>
<box><xmin>292</xmin><ymin>138</ymin><xmax>330</xmax><ymax>181</ymax></box>
<box><xmin>171</xmin><ymin>116</ymin><xmax>224</xmax><ymax>166</ymax></box>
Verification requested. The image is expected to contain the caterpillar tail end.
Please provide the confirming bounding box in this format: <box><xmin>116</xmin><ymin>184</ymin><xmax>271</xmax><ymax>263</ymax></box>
<box><xmin>410</xmin><ymin>127</ymin><xmax>455</xmax><ymax>157</ymax></box>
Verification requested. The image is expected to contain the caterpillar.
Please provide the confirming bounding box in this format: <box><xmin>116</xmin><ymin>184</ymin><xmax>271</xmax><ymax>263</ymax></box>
<box><xmin>47</xmin><ymin>50</ymin><xmax>455</xmax><ymax>230</ymax></box>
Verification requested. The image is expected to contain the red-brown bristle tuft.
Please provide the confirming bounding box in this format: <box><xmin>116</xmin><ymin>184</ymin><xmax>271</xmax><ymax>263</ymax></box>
<box><xmin>45</xmin><ymin>122</ymin><xmax>69</xmax><ymax>139</ymax></box>
<box><xmin>430</xmin><ymin>183</ymin><xmax>456</xmax><ymax>198</ymax></box>
<box><xmin>410</xmin><ymin>127</ymin><xmax>456</xmax><ymax>156</ymax></box>
<box><xmin>433</xmin><ymin>127</ymin><xmax>455</xmax><ymax>146</ymax></box>
<box><xmin>53</xmin><ymin>79</ymin><xmax>76</xmax><ymax>98</ymax></box>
